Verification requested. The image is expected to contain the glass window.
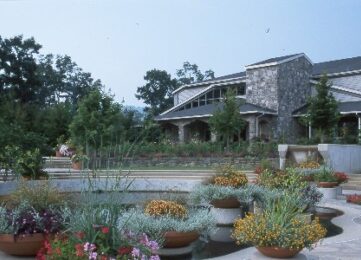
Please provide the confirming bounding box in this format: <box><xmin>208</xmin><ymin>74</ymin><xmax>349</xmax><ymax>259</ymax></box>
<box><xmin>206</xmin><ymin>91</ymin><xmax>213</xmax><ymax>99</ymax></box>
<box><xmin>214</xmin><ymin>89</ymin><xmax>220</xmax><ymax>98</ymax></box>
<box><xmin>192</xmin><ymin>101</ymin><xmax>199</xmax><ymax>107</ymax></box>
<box><xmin>237</xmin><ymin>84</ymin><xmax>245</xmax><ymax>96</ymax></box>
<box><xmin>199</xmin><ymin>100</ymin><xmax>205</xmax><ymax>106</ymax></box>
<box><xmin>185</xmin><ymin>103</ymin><xmax>191</xmax><ymax>109</ymax></box>
<box><xmin>221</xmin><ymin>88</ymin><xmax>227</xmax><ymax>97</ymax></box>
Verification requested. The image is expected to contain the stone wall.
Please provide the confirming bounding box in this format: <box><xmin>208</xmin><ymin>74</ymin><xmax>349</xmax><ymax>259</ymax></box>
<box><xmin>121</xmin><ymin>156</ymin><xmax>278</xmax><ymax>169</ymax></box>
<box><xmin>276</xmin><ymin>56</ymin><xmax>312</xmax><ymax>142</ymax></box>
<box><xmin>246</xmin><ymin>66</ymin><xmax>279</xmax><ymax>111</ymax></box>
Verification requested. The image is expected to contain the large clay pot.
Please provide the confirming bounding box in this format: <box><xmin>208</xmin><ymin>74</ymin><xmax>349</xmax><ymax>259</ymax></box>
<box><xmin>210</xmin><ymin>197</ymin><xmax>240</xmax><ymax>208</ymax></box>
<box><xmin>256</xmin><ymin>246</ymin><xmax>301</xmax><ymax>258</ymax></box>
<box><xmin>72</xmin><ymin>161</ymin><xmax>82</xmax><ymax>170</ymax></box>
<box><xmin>0</xmin><ymin>233</ymin><xmax>46</xmax><ymax>256</ymax></box>
<box><xmin>163</xmin><ymin>231</ymin><xmax>199</xmax><ymax>248</ymax></box>
<box><xmin>316</xmin><ymin>182</ymin><xmax>338</xmax><ymax>188</ymax></box>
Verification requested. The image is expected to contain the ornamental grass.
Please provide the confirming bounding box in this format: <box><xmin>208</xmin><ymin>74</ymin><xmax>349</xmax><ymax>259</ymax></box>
<box><xmin>145</xmin><ymin>200</ymin><xmax>187</xmax><ymax>219</ymax></box>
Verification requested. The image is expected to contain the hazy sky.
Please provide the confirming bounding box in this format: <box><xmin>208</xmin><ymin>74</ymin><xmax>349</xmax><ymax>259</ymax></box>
<box><xmin>1</xmin><ymin>0</ymin><xmax>361</xmax><ymax>106</ymax></box>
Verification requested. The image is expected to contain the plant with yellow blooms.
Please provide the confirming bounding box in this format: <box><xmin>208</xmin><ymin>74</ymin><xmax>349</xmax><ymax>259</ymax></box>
<box><xmin>145</xmin><ymin>200</ymin><xmax>188</xmax><ymax>219</ymax></box>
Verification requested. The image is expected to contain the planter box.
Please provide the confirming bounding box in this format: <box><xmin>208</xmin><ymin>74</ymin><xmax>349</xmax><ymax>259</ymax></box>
<box><xmin>209</xmin><ymin>226</ymin><xmax>234</xmax><ymax>242</ymax></box>
<box><xmin>318</xmin><ymin>187</ymin><xmax>337</xmax><ymax>200</ymax></box>
<box><xmin>210</xmin><ymin>207</ymin><xmax>242</xmax><ymax>225</ymax></box>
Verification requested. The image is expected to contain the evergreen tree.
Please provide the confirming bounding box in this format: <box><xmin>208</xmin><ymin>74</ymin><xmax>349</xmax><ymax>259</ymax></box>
<box><xmin>209</xmin><ymin>89</ymin><xmax>246</xmax><ymax>148</ymax></box>
<box><xmin>307</xmin><ymin>75</ymin><xmax>340</xmax><ymax>142</ymax></box>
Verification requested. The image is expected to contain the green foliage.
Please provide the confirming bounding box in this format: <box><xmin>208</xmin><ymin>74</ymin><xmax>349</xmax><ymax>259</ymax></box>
<box><xmin>122</xmin><ymin>208</ymin><xmax>216</xmax><ymax>243</ymax></box>
<box><xmin>190</xmin><ymin>184</ymin><xmax>258</xmax><ymax>204</ymax></box>
<box><xmin>313</xmin><ymin>166</ymin><xmax>338</xmax><ymax>182</ymax></box>
<box><xmin>209</xmin><ymin>89</ymin><xmax>246</xmax><ymax>148</ymax></box>
<box><xmin>13</xmin><ymin>148</ymin><xmax>48</xmax><ymax>179</ymax></box>
<box><xmin>175</xmin><ymin>61</ymin><xmax>214</xmax><ymax>85</ymax></box>
<box><xmin>306</xmin><ymin>75</ymin><xmax>340</xmax><ymax>141</ymax></box>
<box><xmin>69</xmin><ymin>89</ymin><xmax>124</xmax><ymax>150</ymax></box>
<box><xmin>136</xmin><ymin>69</ymin><xmax>178</xmax><ymax>116</ymax></box>
<box><xmin>8</xmin><ymin>180</ymin><xmax>69</xmax><ymax>211</ymax></box>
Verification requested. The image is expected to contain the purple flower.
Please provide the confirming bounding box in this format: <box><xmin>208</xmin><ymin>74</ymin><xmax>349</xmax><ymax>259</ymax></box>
<box><xmin>148</xmin><ymin>240</ymin><xmax>159</xmax><ymax>251</ymax></box>
<box><xmin>131</xmin><ymin>247</ymin><xmax>140</xmax><ymax>258</ymax></box>
<box><xmin>150</xmin><ymin>255</ymin><xmax>160</xmax><ymax>260</ymax></box>
<box><xmin>89</xmin><ymin>251</ymin><xmax>97</xmax><ymax>260</ymax></box>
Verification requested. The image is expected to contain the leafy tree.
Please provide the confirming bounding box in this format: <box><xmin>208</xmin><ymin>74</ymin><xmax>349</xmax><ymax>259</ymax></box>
<box><xmin>136</xmin><ymin>62</ymin><xmax>215</xmax><ymax>116</ymax></box>
<box><xmin>306</xmin><ymin>75</ymin><xmax>340</xmax><ymax>142</ymax></box>
<box><xmin>136</xmin><ymin>69</ymin><xmax>178</xmax><ymax>116</ymax></box>
<box><xmin>176</xmin><ymin>61</ymin><xmax>215</xmax><ymax>85</ymax></box>
<box><xmin>69</xmin><ymin>89</ymin><xmax>123</xmax><ymax>152</ymax></box>
<box><xmin>209</xmin><ymin>90</ymin><xmax>246</xmax><ymax>148</ymax></box>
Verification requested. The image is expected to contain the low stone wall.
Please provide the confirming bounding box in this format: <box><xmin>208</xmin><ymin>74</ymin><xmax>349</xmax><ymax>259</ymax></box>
<box><xmin>121</xmin><ymin>157</ymin><xmax>278</xmax><ymax>169</ymax></box>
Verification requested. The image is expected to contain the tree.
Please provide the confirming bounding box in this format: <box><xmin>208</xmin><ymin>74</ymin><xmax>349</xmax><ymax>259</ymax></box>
<box><xmin>208</xmin><ymin>89</ymin><xmax>246</xmax><ymax>148</ymax></box>
<box><xmin>136</xmin><ymin>63</ymin><xmax>215</xmax><ymax>116</ymax></box>
<box><xmin>135</xmin><ymin>69</ymin><xmax>178</xmax><ymax>116</ymax></box>
<box><xmin>176</xmin><ymin>61</ymin><xmax>214</xmax><ymax>85</ymax></box>
<box><xmin>69</xmin><ymin>89</ymin><xmax>123</xmax><ymax>152</ymax></box>
<box><xmin>306</xmin><ymin>75</ymin><xmax>340</xmax><ymax>142</ymax></box>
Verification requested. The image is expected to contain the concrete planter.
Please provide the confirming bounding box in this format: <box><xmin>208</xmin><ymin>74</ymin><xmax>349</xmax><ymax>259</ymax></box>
<box><xmin>210</xmin><ymin>207</ymin><xmax>242</xmax><ymax>225</ymax></box>
<box><xmin>209</xmin><ymin>226</ymin><xmax>234</xmax><ymax>242</ymax></box>
<box><xmin>318</xmin><ymin>187</ymin><xmax>337</xmax><ymax>200</ymax></box>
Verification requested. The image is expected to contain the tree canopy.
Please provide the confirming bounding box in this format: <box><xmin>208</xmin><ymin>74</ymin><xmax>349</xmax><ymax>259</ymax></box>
<box><xmin>136</xmin><ymin>62</ymin><xmax>215</xmax><ymax>116</ymax></box>
<box><xmin>208</xmin><ymin>89</ymin><xmax>246</xmax><ymax>148</ymax></box>
<box><xmin>306</xmin><ymin>75</ymin><xmax>340</xmax><ymax>141</ymax></box>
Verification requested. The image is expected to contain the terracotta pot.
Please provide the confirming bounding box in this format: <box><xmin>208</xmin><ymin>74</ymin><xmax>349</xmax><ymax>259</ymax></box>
<box><xmin>317</xmin><ymin>182</ymin><xmax>338</xmax><ymax>188</ymax></box>
<box><xmin>163</xmin><ymin>231</ymin><xmax>199</xmax><ymax>248</ymax></box>
<box><xmin>55</xmin><ymin>150</ymin><xmax>62</xmax><ymax>157</ymax></box>
<box><xmin>256</xmin><ymin>246</ymin><xmax>301</xmax><ymax>258</ymax></box>
<box><xmin>72</xmin><ymin>161</ymin><xmax>82</xmax><ymax>170</ymax></box>
<box><xmin>0</xmin><ymin>233</ymin><xmax>46</xmax><ymax>256</ymax></box>
<box><xmin>210</xmin><ymin>197</ymin><xmax>240</xmax><ymax>208</ymax></box>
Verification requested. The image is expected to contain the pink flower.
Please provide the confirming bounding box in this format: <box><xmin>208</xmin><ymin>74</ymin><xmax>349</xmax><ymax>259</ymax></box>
<box><xmin>101</xmin><ymin>226</ymin><xmax>109</xmax><ymax>234</ymax></box>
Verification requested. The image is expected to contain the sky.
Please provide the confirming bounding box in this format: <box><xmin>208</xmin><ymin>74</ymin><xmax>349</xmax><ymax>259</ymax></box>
<box><xmin>1</xmin><ymin>0</ymin><xmax>361</xmax><ymax>107</ymax></box>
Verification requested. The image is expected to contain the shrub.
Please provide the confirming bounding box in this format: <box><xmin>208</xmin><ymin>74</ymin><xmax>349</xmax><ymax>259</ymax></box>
<box><xmin>313</xmin><ymin>167</ymin><xmax>338</xmax><ymax>183</ymax></box>
<box><xmin>211</xmin><ymin>164</ymin><xmax>248</xmax><ymax>188</ymax></box>
<box><xmin>346</xmin><ymin>194</ymin><xmax>361</xmax><ymax>204</ymax></box>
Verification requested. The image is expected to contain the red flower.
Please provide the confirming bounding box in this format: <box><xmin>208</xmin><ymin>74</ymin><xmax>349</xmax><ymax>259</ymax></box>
<box><xmin>101</xmin><ymin>226</ymin><xmax>110</xmax><ymax>234</ymax></box>
<box><xmin>75</xmin><ymin>243</ymin><xmax>84</xmax><ymax>257</ymax></box>
<box><xmin>118</xmin><ymin>246</ymin><xmax>132</xmax><ymax>255</ymax></box>
<box><xmin>100</xmin><ymin>256</ymin><xmax>108</xmax><ymax>260</ymax></box>
<box><xmin>75</xmin><ymin>231</ymin><xmax>85</xmax><ymax>239</ymax></box>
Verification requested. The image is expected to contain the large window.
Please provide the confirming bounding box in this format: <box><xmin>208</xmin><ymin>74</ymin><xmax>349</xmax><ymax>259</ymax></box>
<box><xmin>175</xmin><ymin>83</ymin><xmax>246</xmax><ymax>112</ymax></box>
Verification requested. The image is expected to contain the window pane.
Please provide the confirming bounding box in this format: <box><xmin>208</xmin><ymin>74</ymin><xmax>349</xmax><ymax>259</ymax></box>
<box><xmin>214</xmin><ymin>89</ymin><xmax>220</xmax><ymax>98</ymax></box>
<box><xmin>192</xmin><ymin>101</ymin><xmax>199</xmax><ymax>107</ymax></box>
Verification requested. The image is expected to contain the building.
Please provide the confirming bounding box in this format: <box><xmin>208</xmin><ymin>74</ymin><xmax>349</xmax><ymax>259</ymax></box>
<box><xmin>155</xmin><ymin>53</ymin><xmax>361</xmax><ymax>143</ymax></box>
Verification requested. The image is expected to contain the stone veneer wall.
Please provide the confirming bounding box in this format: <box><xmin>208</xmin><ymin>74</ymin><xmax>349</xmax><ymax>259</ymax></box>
<box><xmin>246</xmin><ymin>66</ymin><xmax>279</xmax><ymax>111</ymax></box>
<box><xmin>120</xmin><ymin>157</ymin><xmax>278</xmax><ymax>168</ymax></box>
<box><xmin>276</xmin><ymin>56</ymin><xmax>312</xmax><ymax>142</ymax></box>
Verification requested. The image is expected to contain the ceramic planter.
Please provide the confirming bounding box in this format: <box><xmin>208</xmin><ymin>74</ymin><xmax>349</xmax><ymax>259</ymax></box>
<box><xmin>210</xmin><ymin>197</ymin><xmax>240</xmax><ymax>208</ymax></box>
<box><xmin>0</xmin><ymin>233</ymin><xmax>46</xmax><ymax>256</ymax></box>
<box><xmin>256</xmin><ymin>246</ymin><xmax>301</xmax><ymax>258</ymax></box>
<box><xmin>163</xmin><ymin>231</ymin><xmax>199</xmax><ymax>248</ymax></box>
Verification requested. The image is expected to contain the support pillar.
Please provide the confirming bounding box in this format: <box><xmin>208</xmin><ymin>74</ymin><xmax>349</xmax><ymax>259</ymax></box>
<box><xmin>211</xmin><ymin>132</ymin><xmax>217</xmax><ymax>142</ymax></box>
<box><xmin>278</xmin><ymin>144</ymin><xmax>288</xmax><ymax>170</ymax></box>
<box><xmin>358</xmin><ymin>114</ymin><xmax>361</xmax><ymax>143</ymax></box>
<box><xmin>308</xmin><ymin>122</ymin><xmax>312</xmax><ymax>139</ymax></box>
<box><xmin>248</xmin><ymin>118</ymin><xmax>257</xmax><ymax>140</ymax></box>
<box><xmin>178</xmin><ymin>124</ymin><xmax>185</xmax><ymax>143</ymax></box>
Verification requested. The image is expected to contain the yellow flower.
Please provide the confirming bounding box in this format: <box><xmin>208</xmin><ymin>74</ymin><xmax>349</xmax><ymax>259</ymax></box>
<box><xmin>144</xmin><ymin>200</ymin><xmax>188</xmax><ymax>218</ymax></box>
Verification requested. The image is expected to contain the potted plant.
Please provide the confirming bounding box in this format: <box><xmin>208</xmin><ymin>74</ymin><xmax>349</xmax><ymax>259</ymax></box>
<box><xmin>313</xmin><ymin>167</ymin><xmax>338</xmax><ymax>188</ymax></box>
<box><xmin>232</xmin><ymin>194</ymin><xmax>326</xmax><ymax>258</ymax></box>
<box><xmin>346</xmin><ymin>194</ymin><xmax>361</xmax><ymax>204</ymax></box>
<box><xmin>71</xmin><ymin>153</ymin><xmax>89</xmax><ymax>170</ymax></box>
<box><xmin>0</xmin><ymin>202</ymin><xmax>65</xmax><ymax>256</ymax></box>
<box><xmin>38</xmin><ymin>202</ymin><xmax>160</xmax><ymax>259</ymax></box>
<box><xmin>14</xmin><ymin>148</ymin><xmax>48</xmax><ymax>180</ymax></box>
<box><xmin>122</xmin><ymin>200</ymin><xmax>216</xmax><ymax>249</ymax></box>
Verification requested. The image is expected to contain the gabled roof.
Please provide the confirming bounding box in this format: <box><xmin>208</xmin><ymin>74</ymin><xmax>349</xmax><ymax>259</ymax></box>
<box><xmin>313</xmin><ymin>56</ymin><xmax>361</xmax><ymax>76</ymax></box>
<box><xmin>155</xmin><ymin>102</ymin><xmax>276</xmax><ymax>121</ymax></box>
<box><xmin>293</xmin><ymin>101</ymin><xmax>361</xmax><ymax>116</ymax></box>
<box><xmin>246</xmin><ymin>53</ymin><xmax>303</xmax><ymax>67</ymax></box>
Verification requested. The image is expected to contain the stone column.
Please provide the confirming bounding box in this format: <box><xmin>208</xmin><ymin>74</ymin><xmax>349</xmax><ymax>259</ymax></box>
<box><xmin>211</xmin><ymin>132</ymin><xmax>217</xmax><ymax>142</ymax></box>
<box><xmin>177</xmin><ymin>124</ymin><xmax>185</xmax><ymax>143</ymax></box>
<box><xmin>278</xmin><ymin>144</ymin><xmax>288</xmax><ymax>170</ymax></box>
<box><xmin>358</xmin><ymin>114</ymin><xmax>361</xmax><ymax>143</ymax></box>
<box><xmin>248</xmin><ymin>118</ymin><xmax>257</xmax><ymax>140</ymax></box>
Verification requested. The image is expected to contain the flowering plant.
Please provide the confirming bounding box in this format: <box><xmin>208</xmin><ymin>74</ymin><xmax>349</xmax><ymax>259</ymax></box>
<box><xmin>346</xmin><ymin>194</ymin><xmax>361</xmax><ymax>204</ymax></box>
<box><xmin>313</xmin><ymin>167</ymin><xmax>338</xmax><ymax>183</ymax></box>
<box><xmin>0</xmin><ymin>202</ymin><xmax>64</xmax><ymax>237</ymax></box>
<box><xmin>37</xmin><ymin>228</ymin><xmax>160</xmax><ymax>260</ymax></box>
<box><xmin>211</xmin><ymin>164</ymin><xmax>248</xmax><ymax>188</ymax></box>
<box><xmin>145</xmin><ymin>200</ymin><xmax>187</xmax><ymax>219</ymax></box>
<box><xmin>232</xmin><ymin>195</ymin><xmax>326</xmax><ymax>250</ymax></box>
<box><xmin>335</xmin><ymin>172</ymin><xmax>348</xmax><ymax>184</ymax></box>
<box><xmin>298</xmin><ymin>160</ymin><xmax>320</xmax><ymax>169</ymax></box>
